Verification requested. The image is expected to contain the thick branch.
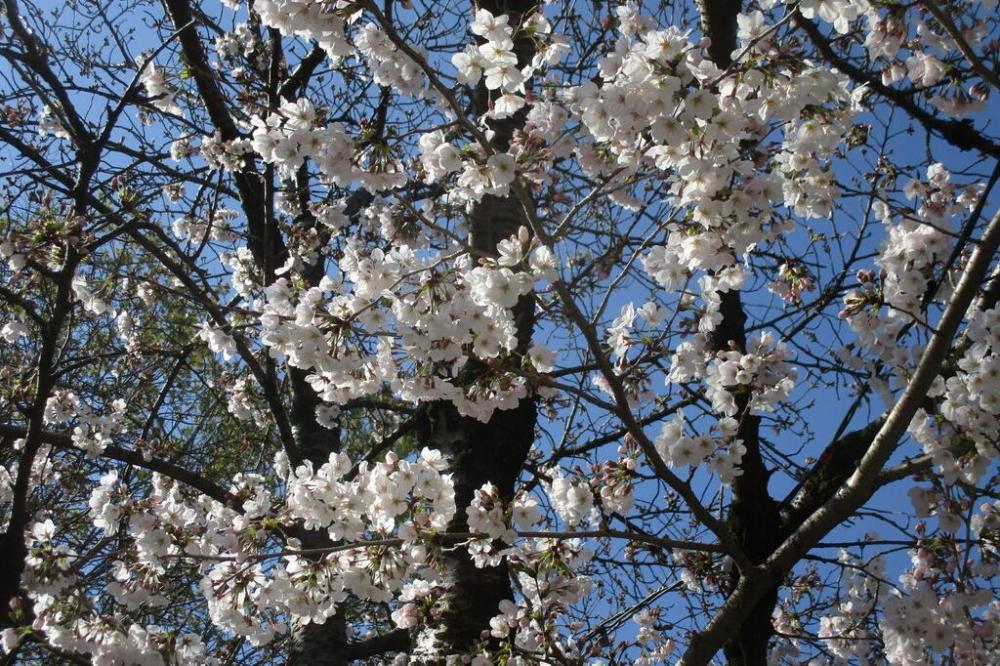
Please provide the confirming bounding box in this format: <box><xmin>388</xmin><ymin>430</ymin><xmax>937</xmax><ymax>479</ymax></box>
<box><xmin>683</xmin><ymin>208</ymin><xmax>1000</xmax><ymax>664</ymax></box>
<box><xmin>0</xmin><ymin>425</ymin><xmax>240</xmax><ymax>511</ymax></box>
<box><xmin>797</xmin><ymin>14</ymin><xmax>1000</xmax><ymax>159</ymax></box>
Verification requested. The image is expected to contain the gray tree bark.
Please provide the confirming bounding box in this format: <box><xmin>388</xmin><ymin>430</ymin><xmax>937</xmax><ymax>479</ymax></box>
<box><xmin>695</xmin><ymin>1</ymin><xmax>784</xmax><ymax>663</ymax></box>
<box><xmin>409</xmin><ymin>1</ymin><xmax>539</xmax><ymax>662</ymax></box>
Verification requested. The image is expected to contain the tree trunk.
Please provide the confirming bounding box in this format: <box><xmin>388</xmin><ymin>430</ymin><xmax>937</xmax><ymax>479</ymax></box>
<box><xmin>695</xmin><ymin>1</ymin><xmax>784</xmax><ymax>663</ymax></box>
<box><xmin>409</xmin><ymin>1</ymin><xmax>538</xmax><ymax>662</ymax></box>
<box><xmin>409</xmin><ymin>395</ymin><xmax>536</xmax><ymax>662</ymax></box>
<box><xmin>287</xmin><ymin>372</ymin><xmax>350</xmax><ymax>666</ymax></box>
<box><xmin>289</xmin><ymin>611</ymin><xmax>349</xmax><ymax>666</ymax></box>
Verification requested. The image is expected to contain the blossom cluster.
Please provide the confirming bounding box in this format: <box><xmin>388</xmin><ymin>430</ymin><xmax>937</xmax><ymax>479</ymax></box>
<box><xmin>19</xmin><ymin>480</ymin><xmax>221</xmax><ymax>665</ymax></box>
<box><xmin>253</xmin><ymin>230</ymin><xmax>554</xmax><ymax>422</ymax></box>
<box><xmin>906</xmin><ymin>303</ymin><xmax>1000</xmax><ymax>485</ymax></box>
<box><xmin>43</xmin><ymin>390</ymin><xmax>127</xmax><ymax>455</ymax></box>
<box><xmin>6</xmin><ymin>0</ymin><xmax>1000</xmax><ymax>663</ymax></box>
<box><xmin>704</xmin><ymin>331</ymin><xmax>797</xmax><ymax>418</ymax></box>
<box><xmin>251</xmin><ymin>98</ymin><xmax>366</xmax><ymax>185</ymax></box>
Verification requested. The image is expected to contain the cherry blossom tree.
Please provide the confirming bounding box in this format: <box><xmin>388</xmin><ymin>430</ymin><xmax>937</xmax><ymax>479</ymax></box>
<box><xmin>1</xmin><ymin>0</ymin><xmax>999</xmax><ymax>663</ymax></box>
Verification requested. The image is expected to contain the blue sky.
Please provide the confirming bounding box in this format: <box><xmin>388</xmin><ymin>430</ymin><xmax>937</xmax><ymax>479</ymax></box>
<box><xmin>6</xmin><ymin>0</ymin><xmax>1000</xmax><ymax>660</ymax></box>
